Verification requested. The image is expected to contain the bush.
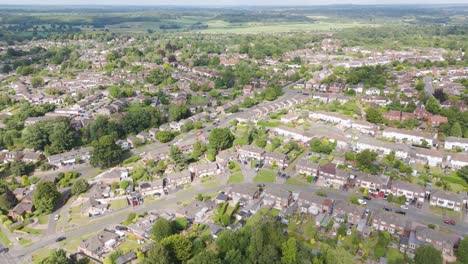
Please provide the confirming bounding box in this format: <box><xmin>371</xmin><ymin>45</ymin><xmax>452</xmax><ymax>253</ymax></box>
<box><xmin>0</xmin><ymin>215</ymin><xmax>8</xmax><ymax>223</ymax></box>
<box><xmin>4</xmin><ymin>220</ymin><xmax>12</xmax><ymax>229</ymax></box>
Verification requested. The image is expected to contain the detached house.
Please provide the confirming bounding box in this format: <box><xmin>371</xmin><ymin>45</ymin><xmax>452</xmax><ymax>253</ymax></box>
<box><xmin>78</xmin><ymin>229</ymin><xmax>121</xmax><ymax>260</ymax></box>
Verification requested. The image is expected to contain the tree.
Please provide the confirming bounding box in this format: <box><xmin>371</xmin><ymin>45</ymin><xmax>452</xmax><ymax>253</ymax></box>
<box><xmin>90</xmin><ymin>135</ymin><xmax>124</xmax><ymax>168</ymax></box>
<box><xmin>170</xmin><ymin>146</ymin><xmax>186</xmax><ymax>169</ymax></box>
<box><xmin>72</xmin><ymin>179</ymin><xmax>89</xmax><ymax>195</ymax></box>
<box><xmin>281</xmin><ymin>237</ymin><xmax>298</xmax><ymax>264</ymax></box>
<box><xmin>33</xmin><ymin>181</ymin><xmax>61</xmax><ymax>214</ymax></box>
<box><xmin>161</xmin><ymin>234</ymin><xmax>192</xmax><ymax>263</ymax></box>
<box><xmin>31</xmin><ymin>76</ymin><xmax>45</xmax><ymax>88</ymax></box>
<box><xmin>457</xmin><ymin>166</ymin><xmax>468</xmax><ymax>184</ymax></box>
<box><xmin>144</xmin><ymin>242</ymin><xmax>172</xmax><ymax>264</ymax></box>
<box><xmin>188</xmin><ymin>252</ymin><xmax>221</xmax><ymax>264</ymax></box>
<box><xmin>152</xmin><ymin>218</ymin><xmax>175</xmax><ymax>241</ymax></box>
<box><xmin>365</xmin><ymin>108</ymin><xmax>384</xmax><ymax>123</ymax></box>
<box><xmin>208</xmin><ymin>128</ymin><xmax>235</xmax><ymax>152</ymax></box>
<box><xmin>425</xmin><ymin>96</ymin><xmax>441</xmax><ymax>114</ymax></box>
<box><xmin>0</xmin><ymin>185</ymin><xmax>17</xmax><ymax>211</ymax></box>
<box><xmin>450</xmin><ymin>122</ymin><xmax>462</xmax><ymax>137</ymax></box>
<box><xmin>457</xmin><ymin>236</ymin><xmax>468</xmax><ymax>264</ymax></box>
<box><xmin>156</xmin><ymin>131</ymin><xmax>174</xmax><ymax>143</ymax></box>
<box><xmin>42</xmin><ymin>249</ymin><xmax>73</xmax><ymax>264</ymax></box>
<box><xmin>169</xmin><ymin>104</ymin><xmax>190</xmax><ymax>122</ymax></box>
<box><xmin>414</xmin><ymin>245</ymin><xmax>442</xmax><ymax>264</ymax></box>
<box><xmin>224</xmin><ymin>249</ymin><xmax>244</xmax><ymax>264</ymax></box>
<box><xmin>192</xmin><ymin>141</ymin><xmax>207</xmax><ymax>160</ymax></box>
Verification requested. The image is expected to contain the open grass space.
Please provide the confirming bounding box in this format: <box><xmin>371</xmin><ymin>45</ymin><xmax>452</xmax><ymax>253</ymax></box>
<box><xmin>253</xmin><ymin>169</ymin><xmax>276</xmax><ymax>183</ymax></box>
<box><xmin>228</xmin><ymin>172</ymin><xmax>244</xmax><ymax>184</ymax></box>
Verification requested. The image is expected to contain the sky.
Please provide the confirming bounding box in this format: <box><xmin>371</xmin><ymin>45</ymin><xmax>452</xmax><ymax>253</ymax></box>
<box><xmin>0</xmin><ymin>0</ymin><xmax>467</xmax><ymax>5</ymax></box>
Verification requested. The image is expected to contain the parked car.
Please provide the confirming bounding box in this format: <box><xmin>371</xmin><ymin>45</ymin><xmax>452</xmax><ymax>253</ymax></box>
<box><xmin>0</xmin><ymin>247</ymin><xmax>8</xmax><ymax>253</ymax></box>
<box><xmin>55</xmin><ymin>237</ymin><xmax>66</xmax><ymax>242</ymax></box>
<box><xmin>357</xmin><ymin>199</ymin><xmax>367</xmax><ymax>205</ymax></box>
<box><xmin>364</xmin><ymin>208</ymin><xmax>370</xmax><ymax>216</ymax></box>
<box><xmin>383</xmin><ymin>206</ymin><xmax>392</xmax><ymax>211</ymax></box>
<box><xmin>443</xmin><ymin>219</ymin><xmax>456</xmax><ymax>225</ymax></box>
<box><xmin>400</xmin><ymin>205</ymin><xmax>409</xmax><ymax>210</ymax></box>
<box><xmin>363</xmin><ymin>196</ymin><xmax>372</xmax><ymax>200</ymax></box>
<box><xmin>395</xmin><ymin>210</ymin><xmax>406</xmax><ymax>215</ymax></box>
<box><xmin>115</xmin><ymin>226</ymin><xmax>128</xmax><ymax>231</ymax></box>
<box><xmin>54</xmin><ymin>214</ymin><xmax>60</xmax><ymax>221</ymax></box>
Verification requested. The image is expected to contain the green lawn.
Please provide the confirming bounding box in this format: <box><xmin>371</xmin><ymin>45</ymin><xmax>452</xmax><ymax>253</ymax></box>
<box><xmin>110</xmin><ymin>199</ymin><xmax>129</xmax><ymax>210</ymax></box>
<box><xmin>429</xmin><ymin>206</ymin><xmax>461</xmax><ymax>218</ymax></box>
<box><xmin>0</xmin><ymin>229</ymin><xmax>12</xmax><ymax>247</ymax></box>
<box><xmin>253</xmin><ymin>170</ymin><xmax>276</xmax><ymax>183</ymax></box>
<box><xmin>386</xmin><ymin>248</ymin><xmax>404</xmax><ymax>264</ymax></box>
<box><xmin>37</xmin><ymin>215</ymin><xmax>49</xmax><ymax>225</ymax></box>
<box><xmin>229</xmin><ymin>162</ymin><xmax>241</xmax><ymax>173</ymax></box>
<box><xmin>202</xmin><ymin>179</ymin><xmax>221</xmax><ymax>188</ymax></box>
<box><xmin>18</xmin><ymin>237</ymin><xmax>32</xmax><ymax>246</ymax></box>
<box><xmin>285</xmin><ymin>177</ymin><xmax>309</xmax><ymax>186</ymax></box>
<box><xmin>228</xmin><ymin>172</ymin><xmax>244</xmax><ymax>184</ymax></box>
<box><xmin>21</xmin><ymin>227</ymin><xmax>44</xmax><ymax>235</ymax></box>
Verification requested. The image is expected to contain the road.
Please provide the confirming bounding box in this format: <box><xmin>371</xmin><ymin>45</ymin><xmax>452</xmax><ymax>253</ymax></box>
<box><xmin>0</xmin><ymin>241</ymin><xmax>17</xmax><ymax>264</ymax></box>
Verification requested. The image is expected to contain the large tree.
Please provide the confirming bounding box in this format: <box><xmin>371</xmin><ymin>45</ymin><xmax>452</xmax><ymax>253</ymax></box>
<box><xmin>42</xmin><ymin>249</ymin><xmax>73</xmax><ymax>264</ymax></box>
<box><xmin>151</xmin><ymin>218</ymin><xmax>175</xmax><ymax>241</ymax></box>
<box><xmin>90</xmin><ymin>135</ymin><xmax>124</xmax><ymax>168</ymax></box>
<box><xmin>144</xmin><ymin>242</ymin><xmax>172</xmax><ymax>264</ymax></box>
<box><xmin>457</xmin><ymin>166</ymin><xmax>468</xmax><ymax>184</ymax></box>
<box><xmin>414</xmin><ymin>245</ymin><xmax>442</xmax><ymax>264</ymax></box>
<box><xmin>33</xmin><ymin>181</ymin><xmax>61</xmax><ymax>214</ymax></box>
<box><xmin>161</xmin><ymin>234</ymin><xmax>193</xmax><ymax>263</ymax></box>
<box><xmin>208</xmin><ymin>128</ymin><xmax>235</xmax><ymax>152</ymax></box>
<box><xmin>450</xmin><ymin>122</ymin><xmax>462</xmax><ymax>137</ymax></box>
<box><xmin>72</xmin><ymin>179</ymin><xmax>89</xmax><ymax>195</ymax></box>
<box><xmin>365</xmin><ymin>108</ymin><xmax>384</xmax><ymax>124</ymax></box>
<box><xmin>425</xmin><ymin>96</ymin><xmax>441</xmax><ymax>114</ymax></box>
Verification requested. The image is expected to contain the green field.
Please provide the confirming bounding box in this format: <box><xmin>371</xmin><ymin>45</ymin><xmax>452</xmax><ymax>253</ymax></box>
<box><xmin>285</xmin><ymin>177</ymin><xmax>309</xmax><ymax>186</ymax></box>
<box><xmin>228</xmin><ymin>172</ymin><xmax>244</xmax><ymax>184</ymax></box>
<box><xmin>253</xmin><ymin>169</ymin><xmax>276</xmax><ymax>183</ymax></box>
<box><xmin>198</xmin><ymin>21</ymin><xmax>381</xmax><ymax>34</ymax></box>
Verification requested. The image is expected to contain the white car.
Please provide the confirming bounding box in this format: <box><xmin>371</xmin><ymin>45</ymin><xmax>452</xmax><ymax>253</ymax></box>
<box><xmin>400</xmin><ymin>205</ymin><xmax>409</xmax><ymax>210</ymax></box>
<box><xmin>357</xmin><ymin>199</ymin><xmax>367</xmax><ymax>205</ymax></box>
<box><xmin>54</xmin><ymin>214</ymin><xmax>60</xmax><ymax>221</ymax></box>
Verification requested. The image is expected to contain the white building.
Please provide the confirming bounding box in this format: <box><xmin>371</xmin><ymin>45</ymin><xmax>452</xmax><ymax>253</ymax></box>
<box><xmin>444</xmin><ymin>137</ymin><xmax>468</xmax><ymax>151</ymax></box>
<box><xmin>382</xmin><ymin>128</ymin><xmax>434</xmax><ymax>146</ymax></box>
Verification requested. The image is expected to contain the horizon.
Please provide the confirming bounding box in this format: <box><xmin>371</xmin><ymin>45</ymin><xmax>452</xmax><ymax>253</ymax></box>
<box><xmin>1</xmin><ymin>1</ymin><xmax>468</xmax><ymax>7</ymax></box>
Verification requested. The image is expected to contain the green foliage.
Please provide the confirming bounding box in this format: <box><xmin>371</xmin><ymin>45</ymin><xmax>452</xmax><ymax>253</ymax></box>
<box><xmin>33</xmin><ymin>181</ymin><xmax>61</xmax><ymax>214</ymax></box>
<box><xmin>156</xmin><ymin>131</ymin><xmax>174</xmax><ymax>143</ymax></box>
<box><xmin>425</xmin><ymin>96</ymin><xmax>441</xmax><ymax>114</ymax></box>
<box><xmin>42</xmin><ymin>249</ymin><xmax>73</xmax><ymax>264</ymax></box>
<box><xmin>208</xmin><ymin>128</ymin><xmax>235</xmax><ymax>152</ymax></box>
<box><xmin>457</xmin><ymin>236</ymin><xmax>468</xmax><ymax>264</ymax></box>
<box><xmin>22</xmin><ymin>118</ymin><xmax>76</xmax><ymax>154</ymax></box>
<box><xmin>414</xmin><ymin>245</ymin><xmax>443</xmax><ymax>264</ymax></box>
<box><xmin>90</xmin><ymin>135</ymin><xmax>124</xmax><ymax>168</ymax></box>
<box><xmin>57</xmin><ymin>171</ymin><xmax>80</xmax><ymax>188</ymax></box>
<box><xmin>72</xmin><ymin>179</ymin><xmax>89</xmax><ymax>195</ymax></box>
<box><xmin>457</xmin><ymin>166</ymin><xmax>468</xmax><ymax>184</ymax></box>
<box><xmin>365</xmin><ymin>108</ymin><xmax>385</xmax><ymax>124</ymax></box>
<box><xmin>161</xmin><ymin>234</ymin><xmax>193</xmax><ymax>263</ymax></box>
<box><xmin>310</xmin><ymin>138</ymin><xmax>336</xmax><ymax>155</ymax></box>
<box><xmin>450</xmin><ymin>122</ymin><xmax>462</xmax><ymax>137</ymax></box>
<box><xmin>152</xmin><ymin>218</ymin><xmax>176</xmax><ymax>241</ymax></box>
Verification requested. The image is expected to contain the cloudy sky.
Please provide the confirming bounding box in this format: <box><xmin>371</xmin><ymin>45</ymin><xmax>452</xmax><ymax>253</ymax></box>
<box><xmin>0</xmin><ymin>0</ymin><xmax>466</xmax><ymax>5</ymax></box>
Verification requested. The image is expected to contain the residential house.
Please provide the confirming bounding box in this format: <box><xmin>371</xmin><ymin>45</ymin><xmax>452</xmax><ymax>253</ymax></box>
<box><xmin>429</xmin><ymin>189</ymin><xmax>464</xmax><ymax>212</ymax></box>
<box><xmin>351</xmin><ymin>120</ymin><xmax>376</xmax><ymax>135</ymax></box>
<box><xmin>238</xmin><ymin>145</ymin><xmax>265</xmax><ymax>160</ymax></box>
<box><xmin>447</xmin><ymin>153</ymin><xmax>468</xmax><ymax>169</ymax></box>
<box><xmin>428</xmin><ymin>115</ymin><xmax>448</xmax><ymax>126</ymax></box>
<box><xmin>296</xmin><ymin>192</ymin><xmax>332</xmax><ymax>215</ymax></box>
<box><xmin>272</xmin><ymin>126</ymin><xmax>312</xmax><ymax>143</ymax></box>
<box><xmin>139</xmin><ymin>180</ymin><xmax>164</xmax><ymax>196</ymax></box>
<box><xmin>281</xmin><ymin>113</ymin><xmax>299</xmax><ymax>124</ymax></box>
<box><xmin>382</xmin><ymin>128</ymin><xmax>434</xmax><ymax>146</ymax></box>
<box><xmin>166</xmin><ymin>170</ymin><xmax>192</xmax><ymax>188</ymax></box>
<box><xmin>116</xmin><ymin>251</ymin><xmax>137</xmax><ymax>264</ymax></box>
<box><xmin>332</xmin><ymin>200</ymin><xmax>364</xmax><ymax>225</ymax></box>
<box><xmin>408</xmin><ymin>227</ymin><xmax>459</xmax><ymax>257</ymax></box>
<box><xmin>412</xmin><ymin>148</ymin><xmax>444</xmax><ymax>167</ymax></box>
<box><xmin>189</xmin><ymin>162</ymin><xmax>218</xmax><ymax>178</ymax></box>
<box><xmin>99</xmin><ymin>168</ymin><xmax>130</xmax><ymax>185</ymax></box>
<box><xmin>227</xmin><ymin>185</ymin><xmax>261</xmax><ymax>205</ymax></box>
<box><xmin>354</xmin><ymin>172</ymin><xmax>390</xmax><ymax>191</ymax></box>
<box><xmin>390</xmin><ymin>181</ymin><xmax>426</xmax><ymax>202</ymax></box>
<box><xmin>372</xmin><ymin>211</ymin><xmax>409</xmax><ymax>235</ymax></box>
<box><xmin>263</xmin><ymin>152</ymin><xmax>288</xmax><ymax>169</ymax></box>
<box><xmin>263</xmin><ymin>188</ymin><xmax>294</xmax><ymax>210</ymax></box>
<box><xmin>47</xmin><ymin>147</ymin><xmax>93</xmax><ymax>166</ymax></box>
<box><xmin>295</xmin><ymin>158</ymin><xmax>319</xmax><ymax>176</ymax></box>
<box><xmin>318</xmin><ymin>163</ymin><xmax>349</xmax><ymax>188</ymax></box>
<box><xmin>444</xmin><ymin>137</ymin><xmax>468</xmax><ymax>151</ymax></box>
<box><xmin>127</xmin><ymin>213</ymin><xmax>158</xmax><ymax>239</ymax></box>
<box><xmin>355</xmin><ymin>136</ymin><xmax>410</xmax><ymax>159</ymax></box>
<box><xmin>77</xmin><ymin>229</ymin><xmax>121</xmax><ymax>260</ymax></box>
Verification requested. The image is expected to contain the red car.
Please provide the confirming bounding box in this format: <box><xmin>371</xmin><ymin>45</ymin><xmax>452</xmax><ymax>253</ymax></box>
<box><xmin>443</xmin><ymin>219</ymin><xmax>456</xmax><ymax>225</ymax></box>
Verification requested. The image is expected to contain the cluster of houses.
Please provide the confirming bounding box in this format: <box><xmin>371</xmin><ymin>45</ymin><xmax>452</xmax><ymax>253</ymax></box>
<box><xmin>225</xmin><ymin>185</ymin><xmax>462</xmax><ymax>260</ymax></box>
